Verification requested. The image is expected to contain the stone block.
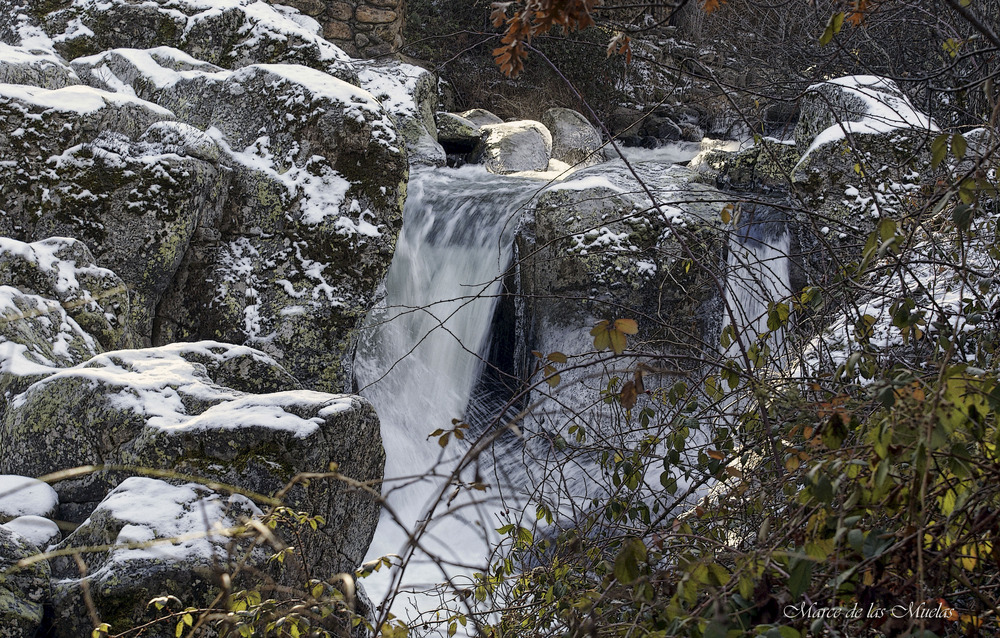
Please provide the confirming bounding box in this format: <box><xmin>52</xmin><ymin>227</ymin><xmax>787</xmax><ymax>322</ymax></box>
<box><xmin>355</xmin><ymin>6</ymin><xmax>397</xmax><ymax>23</ymax></box>
<box><xmin>323</xmin><ymin>20</ymin><xmax>354</xmax><ymax>40</ymax></box>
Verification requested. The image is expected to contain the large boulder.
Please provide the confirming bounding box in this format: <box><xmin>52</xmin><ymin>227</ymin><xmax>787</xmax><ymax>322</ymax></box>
<box><xmin>793</xmin><ymin>75</ymin><xmax>935</xmax><ymax>156</ymax></box>
<box><xmin>435</xmin><ymin>112</ymin><xmax>481</xmax><ymax>152</ymax></box>
<box><xmin>541</xmin><ymin>107</ymin><xmax>603</xmax><ymax>167</ymax></box>
<box><xmin>0</xmin><ymin>341</ymin><xmax>384</xmax><ymax>574</ymax></box>
<box><xmin>473</xmin><ymin>120</ymin><xmax>552</xmax><ymax>174</ymax></box>
<box><xmin>357</xmin><ymin>60</ymin><xmax>445</xmax><ymax>166</ymax></box>
<box><xmin>49</xmin><ymin>477</ymin><xmax>265</xmax><ymax>638</ymax></box>
<box><xmin>73</xmin><ymin>49</ymin><xmax>406</xmax><ymax>390</ymax></box>
<box><xmin>458</xmin><ymin>108</ymin><xmax>502</xmax><ymax>127</ymax></box>
<box><xmin>0</xmin><ymin>0</ymin><xmax>357</xmax><ymax>83</ymax></box>
<box><xmin>0</xmin><ymin>525</ymin><xmax>49</xmax><ymax>638</ymax></box>
<box><xmin>2</xmin><ymin>43</ymin><xmax>407</xmax><ymax>390</ymax></box>
<box><xmin>515</xmin><ymin>158</ymin><xmax>727</xmax><ymax>410</ymax></box>
<box><xmin>0</xmin><ymin>475</ymin><xmax>61</xmax><ymax>549</ymax></box>
<box><xmin>787</xmin><ymin>75</ymin><xmax>937</xmax><ymax>291</ymax></box>
<box><xmin>0</xmin><ymin>475</ymin><xmax>58</xmax><ymax>523</ymax></box>
<box><xmin>0</xmin><ymin>80</ymin><xmax>226</xmax><ymax>338</ymax></box>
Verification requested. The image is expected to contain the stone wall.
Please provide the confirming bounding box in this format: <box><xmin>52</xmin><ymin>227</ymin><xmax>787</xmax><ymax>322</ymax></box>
<box><xmin>275</xmin><ymin>0</ymin><xmax>404</xmax><ymax>58</ymax></box>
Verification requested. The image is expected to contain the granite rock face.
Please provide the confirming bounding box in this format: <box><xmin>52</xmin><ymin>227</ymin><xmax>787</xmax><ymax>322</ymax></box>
<box><xmin>0</xmin><ymin>526</ymin><xmax>50</xmax><ymax>638</ymax></box>
<box><xmin>48</xmin><ymin>477</ymin><xmax>266</xmax><ymax>638</ymax></box>
<box><xmin>473</xmin><ymin>120</ymin><xmax>553</xmax><ymax>174</ymax></box>
<box><xmin>1</xmin><ymin>38</ymin><xmax>408</xmax><ymax>390</ymax></box>
<box><xmin>0</xmin><ymin>0</ymin><xmax>358</xmax><ymax>82</ymax></box>
<box><xmin>541</xmin><ymin>107</ymin><xmax>604</xmax><ymax>168</ymax></box>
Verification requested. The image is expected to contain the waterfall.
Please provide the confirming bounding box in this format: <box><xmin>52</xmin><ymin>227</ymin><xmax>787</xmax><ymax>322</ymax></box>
<box><xmin>351</xmin><ymin>148</ymin><xmax>793</xmax><ymax>626</ymax></box>
<box><xmin>353</xmin><ymin>164</ymin><xmax>543</xmax><ymax>620</ymax></box>
<box><xmin>722</xmin><ymin>203</ymin><xmax>792</xmax><ymax>365</ymax></box>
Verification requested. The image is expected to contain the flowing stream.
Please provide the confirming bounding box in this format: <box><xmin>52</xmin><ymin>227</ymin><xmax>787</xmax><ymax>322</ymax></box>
<box><xmin>351</xmin><ymin>145</ymin><xmax>793</xmax><ymax>628</ymax></box>
<box><xmin>353</xmin><ymin>164</ymin><xmax>545</xmax><ymax>621</ymax></box>
<box><xmin>722</xmin><ymin>204</ymin><xmax>793</xmax><ymax>364</ymax></box>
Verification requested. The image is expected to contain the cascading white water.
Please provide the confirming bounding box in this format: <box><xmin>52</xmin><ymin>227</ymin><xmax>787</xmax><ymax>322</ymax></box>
<box><xmin>352</xmin><ymin>148</ymin><xmax>795</xmax><ymax>628</ymax></box>
<box><xmin>353</xmin><ymin>164</ymin><xmax>545</xmax><ymax>621</ymax></box>
<box><xmin>722</xmin><ymin>215</ymin><xmax>793</xmax><ymax>364</ymax></box>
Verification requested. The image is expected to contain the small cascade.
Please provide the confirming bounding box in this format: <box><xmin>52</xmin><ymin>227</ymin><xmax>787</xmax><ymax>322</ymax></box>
<box><xmin>721</xmin><ymin>202</ymin><xmax>793</xmax><ymax>369</ymax></box>
<box><xmin>353</xmin><ymin>164</ymin><xmax>544</xmax><ymax>617</ymax></box>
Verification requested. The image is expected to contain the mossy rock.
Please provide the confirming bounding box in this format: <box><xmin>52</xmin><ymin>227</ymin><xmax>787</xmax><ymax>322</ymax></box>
<box><xmin>0</xmin><ymin>526</ymin><xmax>50</xmax><ymax>638</ymax></box>
<box><xmin>0</xmin><ymin>342</ymin><xmax>385</xmax><ymax>579</ymax></box>
<box><xmin>4</xmin><ymin>0</ymin><xmax>357</xmax><ymax>82</ymax></box>
<box><xmin>48</xmin><ymin>477</ymin><xmax>265</xmax><ymax>638</ymax></box>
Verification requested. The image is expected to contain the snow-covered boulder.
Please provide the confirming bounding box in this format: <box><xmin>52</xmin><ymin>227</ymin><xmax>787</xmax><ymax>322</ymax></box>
<box><xmin>794</xmin><ymin>75</ymin><xmax>936</xmax><ymax>158</ymax></box>
<box><xmin>1</xmin><ymin>515</ymin><xmax>60</xmax><ymax>548</ymax></box>
<box><xmin>786</xmin><ymin>76</ymin><xmax>938</xmax><ymax>289</ymax></box>
<box><xmin>1</xmin><ymin>46</ymin><xmax>408</xmax><ymax>389</ymax></box>
<box><xmin>459</xmin><ymin>108</ymin><xmax>502</xmax><ymax>127</ymax></box>
<box><xmin>358</xmin><ymin>60</ymin><xmax>444</xmax><ymax>166</ymax></box>
<box><xmin>541</xmin><ymin>107</ymin><xmax>603</xmax><ymax>167</ymax></box>
<box><xmin>0</xmin><ymin>475</ymin><xmax>57</xmax><ymax>522</ymax></box>
<box><xmin>473</xmin><ymin>120</ymin><xmax>552</xmax><ymax>174</ymax></box>
<box><xmin>516</xmin><ymin>159</ymin><xmax>726</xmax><ymax>385</ymax></box>
<box><xmin>436</xmin><ymin>112</ymin><xmax>481</xmax><ymax>152</ymax></box>
<box><xmin>0</xmin><ymin>341</ymin><xmax>384</xmax><ymax>575</ymax></box>
<box><xmin>0</xmin><ymin>82</ymin><xmax>225</xmax><ymax>338</ymax></box>
<box><xmin>1</xmin><ymin>0</ymin><xmax>357</xmax><ymax>83</ymax></box>
<box><xmin>0</xmin><ymin>525</ymin><xmax>50</xmax><ymax>638</ymax></box>
<box><xmin>49</xmin><ymin>477</ymin><xmax>265</xmax><ymax>638</ymax></box>
<box><xmin>0</xmin><ymin>42</ymin><xmax>78</xmax><ymax>88</ymax></box>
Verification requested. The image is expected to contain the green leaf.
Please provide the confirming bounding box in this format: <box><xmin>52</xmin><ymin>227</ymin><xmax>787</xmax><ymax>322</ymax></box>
<box><xmin>613</xmin><ymin>537</ymin><xmax>647</xmax><ymax>584</ymax></box>
<box><xmin>942</xmin><ymin>37</ymin><xmax>960</xmax><ymax>57</ymax></box>
<box><xmin>546</xmin><ymin>351</ymin><xmax>567</xmax><ymax>364</ymax></box>
<box><xmin>951</xmin><ymin>132</ymin><xmax>968</xmax><ymax>160</ymax></box>
<box><xmin>516</xmin><ymin>526</ymin><xmax>533</xmax><ymax>545</ymax></box>
<box><xmin>703</xmin><ymin>620</ymin><xmax>729</xmax><ymax>638</ymax></box>
<box><xmin>819</xmin><ymin>12</ymin><xmax>844</xmax><ymax>45</ymax></box>
<box><xmin>931</xmin><ymin>132</ymin><xmax>950</xmax><ymax>168</ymax></box>
<box><xmin>659</xmin><ymin>472</ymin><xmax>677</xmax><ymax>494</ymax></box>
<box><xmin>787</xmin><ymin>558</ymin><xmax>814</xmax><ymax>598</ymax></box>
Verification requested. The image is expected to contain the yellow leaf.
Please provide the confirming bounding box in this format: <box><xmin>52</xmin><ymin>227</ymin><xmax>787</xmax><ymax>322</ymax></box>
<box><xmin>593</xmin><ymin>330</ymin><xmax>611</xmax><ymax>351</ymax></box>
<box><xmin>609</xmin><ymin>329</ymin><xmax>627</xmax><ymax>354</ymax></box>
<box><xmin>720</xmin><ymin>203</ymin><xmax>733</xmax><ymax>224</ymax></box>
<box><xmin>589</xmin><ymin>320</ymin><xmax>609</xmax><ymax>336</ymax></box>
<box><xmin>615</xmin><ymin>318</ymin><xmax>638</xmax><ymax>334</ymax></box>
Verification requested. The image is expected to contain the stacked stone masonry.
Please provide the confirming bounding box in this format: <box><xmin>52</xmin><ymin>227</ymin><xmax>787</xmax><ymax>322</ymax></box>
<box><xmin>273</xmin><ymin>0</ymin><xmax>403</xmax><ymax>58</ymax></box>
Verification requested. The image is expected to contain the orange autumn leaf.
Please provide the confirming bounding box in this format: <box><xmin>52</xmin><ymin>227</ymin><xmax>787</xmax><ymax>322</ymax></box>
<box><xmin>702</xmin><ymin>0</ymin><xmax>725</xmax><ymax>14</ymax></box>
